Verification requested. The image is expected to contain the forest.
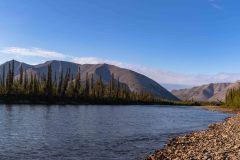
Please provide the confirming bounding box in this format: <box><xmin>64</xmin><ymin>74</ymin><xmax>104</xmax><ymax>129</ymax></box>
<box><xmin>225</xmin><ymin>88</ymin><xmax>240</xmax><ymax>108</ymax></box>
<box><xmin>0</xmin><ymin>60</ymin><xmax>178</xmax><ymax>105</ymax></box>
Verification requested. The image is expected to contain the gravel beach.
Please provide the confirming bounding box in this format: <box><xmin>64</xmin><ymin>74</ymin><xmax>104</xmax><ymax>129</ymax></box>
<box><xmin>146</xmin><ymin>107</ymin><xmax>240</xmax><ymax>160</ymax></box>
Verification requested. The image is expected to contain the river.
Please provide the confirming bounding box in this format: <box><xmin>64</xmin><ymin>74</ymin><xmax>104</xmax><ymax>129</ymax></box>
<box><xmin>0</xmin><ymin>105</ymin><xmax>231</xmax><ymax>160</ymax></box>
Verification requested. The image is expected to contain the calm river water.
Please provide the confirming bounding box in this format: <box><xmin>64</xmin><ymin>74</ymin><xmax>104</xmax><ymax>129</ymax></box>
<box><xmin>0</xmin><ymin>105</ymin><xmax>231</xmax><ymax>160</ymax></box>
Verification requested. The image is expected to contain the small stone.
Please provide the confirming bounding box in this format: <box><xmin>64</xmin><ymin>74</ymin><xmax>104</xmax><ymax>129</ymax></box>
<box><xmin>146</xmin><ymin>115</ymin><xmax>240</xmax><ymax>160</ymax></box>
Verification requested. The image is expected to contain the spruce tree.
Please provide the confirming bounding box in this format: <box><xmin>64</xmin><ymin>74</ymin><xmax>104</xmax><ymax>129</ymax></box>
<box><xmin>6</xmin><ymin>62</ymin><xmax>12</xmax><ymax>93</ymax></box>
<box><xmin>58</xmin><ymin>70</ymin><xmax>63</xmax><ymax>96</ymax></box>
<box><xmin>116</xmin><ymin>77</ymin><xmax>120</xmax><ymax>98</ymax></box>
<box><xmin>0</xmin><ymin>62</ymin><xmax>163</xmax><ymax>105</ymax></box>
<box><xmin>97</xmin><ymin>76</ymin><xmax>104</xmax><ymax>98</ymax></box>
<box><xmin>11</xmin><ymin>60</ymin><xmax>14</xmax><ymax>85</ymax></box>
<box><xmin>46</xmin><ymin>64</ymin><xmax>52</xmax><ymax>96</ymax></box>
<box><xmin>66</xmin><ymin>74</ymin><xmax>74</xmax><ymax>97</ymax></box>
<box><xmin>74</xmin><ymin>66</ymin><xmax>81</xmax><ymax>97</ymax></box>
<box><xmin>91</xmin><ymin>74</ymin><xmax>95</xmax><ymax>96</ymax></box>
<box><xmin>61</xmin><ymin>68</ymin><xmax>70</xmax><ymax>96</ymax></box>
<box><xmin>19</xmin><ymin>65</ymin><xmax>23</xmax><ymax>85</ymax></box>
<box><xmin>33</xmin><ymin>74</ymin><xmax>38</xmax><ymax>95</ymax></box>
<box><xmin>85</xmin><ymin>72</ymin><xmax>90</xmax><ymax>97</ymax></box>
<box><xmin>109</xmin><ymin>73</ymin><xmax>115</xmax><ymax>97</ymax></box>
<box><xmin>2</xmin><ymin>65</ymin><xmax>5</xmax><ymax>87</ymax></box>
<box><xmin>23</xmin><ymin>69</ymin><xmax>28</xmax><ymax>91</ymax></box>
<box><xmin>29</xmin><ymin>73</ymin><xmax>34</xmax><ymax>94</ymax></box>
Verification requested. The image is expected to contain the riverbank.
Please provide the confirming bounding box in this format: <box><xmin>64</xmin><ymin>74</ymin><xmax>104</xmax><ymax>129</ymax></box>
<box><xmin>0</xmin><ymin>95</ymin><xmax>202</xmax><ymax>106</ymax></box>
<box><xmin>0</xmin><ymin>96</ymin><xmax>174</xmax><ymax>105</ymax></box>
<box><xmin>146</xmin><ymin>106</ymin><xmax>240</xmax><ymax>160</ymax></box>
<box><xmin>198</xmin><ymin>105</ymin><xmax>240</xmax><ymax>114</ymax></box>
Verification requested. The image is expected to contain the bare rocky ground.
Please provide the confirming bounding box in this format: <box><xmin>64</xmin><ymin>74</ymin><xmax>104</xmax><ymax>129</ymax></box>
<box><xmin>146</xmin><ymin>109</ymin><xmax>240</xmax><ymax>160</ymax></box>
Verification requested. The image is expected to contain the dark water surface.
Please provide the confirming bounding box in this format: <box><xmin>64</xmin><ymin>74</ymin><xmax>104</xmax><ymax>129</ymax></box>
<box><xmin>0</xmin><ymin>105</ymin><xmax>232</xmax><ymax>160</ymax></box>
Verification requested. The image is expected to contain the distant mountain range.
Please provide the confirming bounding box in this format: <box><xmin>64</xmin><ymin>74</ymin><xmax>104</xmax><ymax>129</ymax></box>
<box><xmin>172</xmin><ymin>82</ymin><xmax>240</xmax><ymax>102</ymax></box>
<box><xmin>1</xmin><ymin>60</ymin><xmax>239</xmax><ymax>103</ymax></box>
<box><xmin>161</xmin><ymin>84</ymin><xmax>193</xmax><ymax>91</ymax></box>
<box><xmin>0</xmin><ymin>60</ymin><xmax>179</xmax><ymax>101</ymax></box>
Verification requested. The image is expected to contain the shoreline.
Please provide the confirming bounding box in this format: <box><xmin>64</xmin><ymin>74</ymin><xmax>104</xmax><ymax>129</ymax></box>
<box><xmin>0</xmin><ymin>97</ymin><xmax>199</xmax><ymax>106</ymax></box>
<box><xmin>197</xmin><ymin>105</ymin><xmax>240</xmax><ymax>114</ymax></box>
<box><xmin>146</xmin><ymin>106</ymin><xmax>240</xmax><ymax>160</ymax></box>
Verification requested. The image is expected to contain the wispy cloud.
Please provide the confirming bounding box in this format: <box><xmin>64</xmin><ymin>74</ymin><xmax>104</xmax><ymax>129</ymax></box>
<box><xmin>72</xmin><ymin>57</ymin><xmax>126</xmax><ymax>67</ymax></box>
<box><xmin>1</xmin><ymin>47</ymin><xmax>67</xmax><ymax>59</ymax></box>
<box><xmin>1</xmin><ymin>47</ymin><xmax>240</xmax><ymax>90</ymax></box>
<box><xmin>209</xmin><ymin>0</ymin><xmax>223</xmax><ymax>10</ymax></box>
<box><xmin>73</xmin><ymin>56</ymin><xmax>240</xmax><ymax>89</ymax></box>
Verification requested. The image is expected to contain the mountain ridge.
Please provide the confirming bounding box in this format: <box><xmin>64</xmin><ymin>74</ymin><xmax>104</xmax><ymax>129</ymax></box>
<box><xmin>172</xmin><ymin>82</ymin><xmax>240</xmax><ymax>102</ymax></box>
<box><xmin>0</xmin><ymin>60</ymin><xmax>179</xmax><ymax>101</ymax></box>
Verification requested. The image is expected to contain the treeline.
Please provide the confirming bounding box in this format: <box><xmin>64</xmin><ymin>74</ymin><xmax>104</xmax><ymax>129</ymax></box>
<box><xmin>0</xmin><ymin>60</ymin><xmax>172</xmax><ymax>105</ymax></box>
<box><xmin>225</xmin><ymin>88</ymin><xmax>240</xmax><ymax>108</ymax></box>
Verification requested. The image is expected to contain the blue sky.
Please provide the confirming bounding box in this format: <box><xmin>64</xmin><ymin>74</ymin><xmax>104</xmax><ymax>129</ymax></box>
<box><xmin>1</xmin><ymin>0</ymin><xmax>240</xmax><ymax>87</ymax></box>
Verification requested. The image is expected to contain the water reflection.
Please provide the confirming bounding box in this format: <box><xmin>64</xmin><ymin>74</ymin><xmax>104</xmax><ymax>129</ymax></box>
<box><xmin>0</xmin><ymin>105</ymin><xmax>232</xmax><ymax>160</ymax></box>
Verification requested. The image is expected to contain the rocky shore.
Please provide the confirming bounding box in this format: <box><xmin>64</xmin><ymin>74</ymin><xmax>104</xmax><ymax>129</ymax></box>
<box><xmin>146</xmin><ymin>109</ymin><xmax>240</xmax><ymax>160</ymax></box>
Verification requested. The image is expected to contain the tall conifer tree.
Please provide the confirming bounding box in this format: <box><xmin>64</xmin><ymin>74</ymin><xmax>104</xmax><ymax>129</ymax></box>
<box><xmin>46</xmin><ymin>64</ymin><xmax>52</xmax><ymax>96</ymax></box>
<box><xmin>85</xmin><ymin>72</ymin><xmax>90</xmax><ymax>96</ymax></box>
<box><xmin>19</xmin><ymin>65</ymin><xmax>23</xmax><ymax>85</ymax></box>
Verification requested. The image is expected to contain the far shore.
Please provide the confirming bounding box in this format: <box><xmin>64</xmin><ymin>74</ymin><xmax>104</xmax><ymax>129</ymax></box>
<box><xmin>0</xmin><ymin>96</ymin><xmax>202</xmax><ymax>106</ymax></box>
<box><xmin>197</xmin><ymin>105</ymin><xmax>240</xmax><ymax>114</ymax></box>
<box><xmin>146</xmin><ymin>105</ymin><xmax>240</xmax><ymax>160</ymax></box>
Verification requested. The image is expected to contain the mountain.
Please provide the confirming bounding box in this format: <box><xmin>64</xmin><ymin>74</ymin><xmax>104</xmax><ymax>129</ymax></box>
<box><xmin>161</xmin><ymin>84</ymin><xmax>193</xmax><ymax>91</ymax></box>
<box><xmin>172</xmin><ymin>82</ymin><xmax>240</xmax><ymax>102</ymax></box>
<box><xmin>0</xmin><ymin>60</ymin><xmax>179</xmax><ymax>101</ymax></box>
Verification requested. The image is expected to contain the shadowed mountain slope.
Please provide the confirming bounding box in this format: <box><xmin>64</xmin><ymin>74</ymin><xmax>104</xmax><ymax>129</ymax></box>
<box><xmin>172</xmin><ymin>82</ymin><xmax>240</xmax><ymax>102</ymax></box>
<box><xmin>0</xmin><ymin>60</ymin><xmax>179</xmax><ymax>101</ymax></box>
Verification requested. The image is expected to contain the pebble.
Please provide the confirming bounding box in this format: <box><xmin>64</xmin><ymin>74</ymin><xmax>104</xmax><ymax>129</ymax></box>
<box><xmin>145</xmin><ymin>116</ymin><xmax>240</xmax><ymax>160</ymax></box>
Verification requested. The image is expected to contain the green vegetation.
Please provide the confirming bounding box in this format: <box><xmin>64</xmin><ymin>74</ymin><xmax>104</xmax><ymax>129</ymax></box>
<box><xmin>0</xmin><ymin>60</ymin><xmax>227</xmax><ymax>107</ymax></box>
<box><xmin>0</xmin><ymin>60</ymin><xmax>180</xmax><ymax>105</ymax></box>
<box><xmin>225</xmin><ymin>88</ymin><xmax>240</xmax><ymax>108</ymax></box>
